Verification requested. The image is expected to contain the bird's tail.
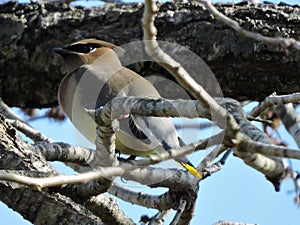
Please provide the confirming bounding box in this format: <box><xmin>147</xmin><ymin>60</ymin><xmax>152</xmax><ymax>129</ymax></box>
<box><xmin>177</xmin><ymin>137</ymin><xmax>202</xmax><ymax>179</ymax></box>
<box><xmin>179</xmin><ymin>162</ymin><xmax>202</xmax><ymax>179</ymax></box>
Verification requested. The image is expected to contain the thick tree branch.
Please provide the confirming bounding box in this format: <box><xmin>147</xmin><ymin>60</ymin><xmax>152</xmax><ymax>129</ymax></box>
<box><xmin>35</xmin><ymin>142</ymin><xmax>95</xmax><ymax>166</ymax></box>
<box><xmin>0</xmin><ymin>185</ymin><xmax>104</xmax><ymax>225</ymax></box>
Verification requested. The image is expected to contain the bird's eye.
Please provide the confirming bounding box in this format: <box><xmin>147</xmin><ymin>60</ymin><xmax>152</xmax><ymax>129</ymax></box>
<box><xmin>89</xmin><ymin>46</ymin><xmax>97</xmax><ymax>53</ymax></box>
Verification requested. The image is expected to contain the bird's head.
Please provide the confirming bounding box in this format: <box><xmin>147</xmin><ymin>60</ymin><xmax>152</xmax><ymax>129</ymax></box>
<box><xmin>54</xmin><ymin>39</ymin><xmax>121</xmax><ymax>73</ymax></box>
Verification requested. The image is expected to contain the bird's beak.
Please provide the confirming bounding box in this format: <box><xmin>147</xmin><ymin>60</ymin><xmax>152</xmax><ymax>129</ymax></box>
<box><xmin>53</xmin><ymin>47</ymin><xmax>73</xmax><ymax>57</ymax></box>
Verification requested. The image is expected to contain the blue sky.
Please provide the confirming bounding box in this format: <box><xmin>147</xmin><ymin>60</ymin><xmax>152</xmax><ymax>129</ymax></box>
<box><xmin>1</xmin><ymin>0</ymin><xmax>300</xmax><ymax>225</ymax></box>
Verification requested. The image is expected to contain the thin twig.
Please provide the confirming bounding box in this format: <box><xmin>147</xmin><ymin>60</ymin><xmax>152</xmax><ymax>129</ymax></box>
<box><xmin>7</xmin><ymin>119</ymin><xmax>53</xmax><ymax>143</ymax></box>
<box><xmin>218</xmin><ymin>149</ymin><xmax>232</xmax><ymax>165</ymax></box>
<box><xmin>250</xmin><ymin>92</ymin><xmax>300</xmax><ymax>117</ymax></box>
<box><xmin>246</xmin><ymin>116</ymin><xmax>273</xmax><ymax>126</ymax></box>
<box><xmin>0</xmin><ymin>98</ymin><xmax>23</xmax><ymax>121</ymax></box>
<box><xmin>170</xmin><ymin>199</ymin><xmax>187</xmax><ymax>225</ymax></box>
<box><xmin>0</xmin><ymin>99</ymin><xmax>52</xmax><ymax>142</ymax></box>
<box><xmin>0</xmin><ymin>166</ymin><xmax>126</xmax><ymax>190</ymax></box>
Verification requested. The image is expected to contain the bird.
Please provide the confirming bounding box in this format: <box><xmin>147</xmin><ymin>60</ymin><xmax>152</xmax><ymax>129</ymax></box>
<box><xmin>54</xmin><ymin>38</ymin><xmax>202</xmax><ymax>178</ymax></box>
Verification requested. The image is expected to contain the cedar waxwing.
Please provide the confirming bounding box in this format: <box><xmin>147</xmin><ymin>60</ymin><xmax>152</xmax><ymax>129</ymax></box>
<box><xmin>54</xmin><ymin>39</ymin><xmax>201</xmax><ymax>178</ymax></box>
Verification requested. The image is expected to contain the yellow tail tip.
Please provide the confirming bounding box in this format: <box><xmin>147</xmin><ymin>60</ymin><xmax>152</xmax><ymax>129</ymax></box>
<box><xmin>181</xmin><ymin>163</ymin><xmax>202</xmax><ymax>179</ymax></box>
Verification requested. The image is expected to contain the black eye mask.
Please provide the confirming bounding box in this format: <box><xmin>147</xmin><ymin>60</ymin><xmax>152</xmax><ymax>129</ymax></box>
<box><xmin>64</xmin><ymin>43</ymin><xmax>102</xmax><ymax>54</ymax></box>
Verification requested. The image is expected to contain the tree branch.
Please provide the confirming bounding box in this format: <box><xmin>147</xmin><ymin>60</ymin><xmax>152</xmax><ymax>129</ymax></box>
<box><xmin>275</xmin><ymin>103</ymin><xmax>300</xmax><ymax>147</ymax></box>
<box><xmin>34</xmin><ymin>142</ymin><xmax>95</xmax><ymax>166</ymax></box>
<box><xmin>250</xmin><ymin>92</ymin><xmax>300</xmax><ymax>117</ymax></box>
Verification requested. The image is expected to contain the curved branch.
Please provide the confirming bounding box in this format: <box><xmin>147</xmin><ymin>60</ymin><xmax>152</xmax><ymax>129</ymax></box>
<box><xmin>250</xmin><ymin>92</ymin><xmax>300</xmax><ymax>117</ymax></box>
<box><xmin>108</xmin><ymin>183</ymin><xmax>176</xmax><ymax>210</ymax></box>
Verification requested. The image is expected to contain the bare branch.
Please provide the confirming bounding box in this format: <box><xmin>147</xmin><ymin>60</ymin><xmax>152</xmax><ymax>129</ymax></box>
<box><xmin>35</xmin><ymin>142</ymin><xmax>95</xmax><ymax>166</ymax></box>
<box><xmin>241</xmin><ymin>140</ymin><xmax>300</xmax><ymax>160</ymax></box>
<box><xmin>94</xmin><ymin>96</ymin><xmax>227</xmax><ymax>173</ymax></box>
<box><xmin>170</xmin><ymin>199</ymin><xmax>186</xmax><ymax>225</ymax></box>
<box><xmin>0</xmin><ymin>98</ymin><xmax>23</xmax><ymax>121</ymax></box>
<box><xmin>95</xmin><ymin>97</ymin><xmax>210</xmax><ymax>120</ymax></box>
<box><xmin>218</xmin><ymin>149</ymin><xmax>232</xmax><ymax>165</ymax></box>
<box><xmin>275</xmin><ymin>103</ymin><xmax>300</xmax><ymax>147</ymax></box>
<box><xmin>122</xmin><ymin>167</ymin><xmax>194</xmax><ymax>189</ymax></box>
<box><xmin>65</xmin><ymin>162</ymin><xmax>92</xmax><ymax>173</ymax></box>
<box><xmin>92</xmin><ymin>101</ymin><xmax>119</xmax><ymax>168</ymax></box>
<box><xmin>123</xmin><ymin>158</ymin><xmax>222</xmax><ymax>189</ymax></box>
<box><xmin>0</xmin><ymin>166</ymin><xmax>126</xmax><ymax>190</ymax></box>
<box><xmin>108</xmin><ymin>183</ymin><xmax>176</xmax><ymax>210</ymax></box>
<box><xmin>0</xmin><ymin>98</ymin><xmax>53</xmax><ymax>142</ymax></box>
<box><xmin>250</xmin><ymin>93</ymin><xmax>300</xmax><ymax>117</ymax></box>
<box><xmin>6</xmin><ymin>119</ymin><xmax>53</xmax><ymax>142</ymax></box>
<box><xmin>92</xmin><ymin>96</ymin><xmax>226</xmax><ymax>170</ymax></box>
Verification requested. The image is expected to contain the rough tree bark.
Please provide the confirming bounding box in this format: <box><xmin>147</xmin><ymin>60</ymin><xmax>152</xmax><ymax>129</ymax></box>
<box><xmin>0</xmin><ymin>1</ymin><xmax>300</xmax><ymax>108</ymax></box>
